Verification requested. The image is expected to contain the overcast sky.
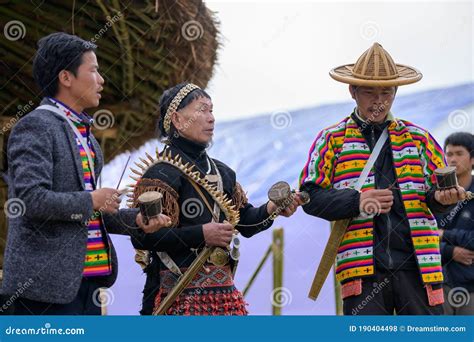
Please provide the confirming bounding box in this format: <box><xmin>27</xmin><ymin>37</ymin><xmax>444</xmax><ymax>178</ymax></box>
<box><xmin>204</xmin><ymin>0</ymin><xmax>473</xmax><ymax>121</ymax></box>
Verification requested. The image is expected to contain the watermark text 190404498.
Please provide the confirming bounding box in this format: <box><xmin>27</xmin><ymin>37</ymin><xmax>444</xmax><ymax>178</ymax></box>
<box><xmin>348</xmin><ymin>324</ymin><xmax>467</xmax><ymax>333</ymax></box>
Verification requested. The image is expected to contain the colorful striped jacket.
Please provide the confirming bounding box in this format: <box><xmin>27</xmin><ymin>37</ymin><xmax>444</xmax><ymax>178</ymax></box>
<box><xmin>299</xmin><ymin>113</ymin><xmax>446</xmax><ymax>284</ymax></box>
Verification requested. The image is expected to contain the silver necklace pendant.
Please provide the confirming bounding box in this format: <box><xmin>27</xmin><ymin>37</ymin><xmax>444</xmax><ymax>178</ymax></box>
<box><xmin>205</xmin><ymin>174</ymin><xmax>219</xmax><ymax>183</ymax></box>
<box><xmin>204</xmin><ymin>156</ymin><xmax>219</xmax><ymax>183</ymax></box>
<box><xmin>205</xmin><ymin>156</ymin><xmax>212</xmax><ymax>174</ymax></box>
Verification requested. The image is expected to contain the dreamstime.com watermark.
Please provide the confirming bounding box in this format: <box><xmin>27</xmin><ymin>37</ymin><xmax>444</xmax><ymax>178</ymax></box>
<box><xmin>181</xmin><ymin>198</ymin><xmax>204</xmax><ymax>219</ymax></box>
<box><xmin>351</xmin><ymin>277</ymin><xmax>390</xmax><ymax>315</ymax></box>
<box><xmin>0</xmin><ymin>278</ymin><xmax>34</xmax><ymax>313</ymax></box>
<box><xmin>92</xmin><ymin>109</ymin><xmax>115</xmax><ymax>130</ymax></box>
<box><xmin>3</xmin><ymin>20</ymin><xmax>26</xmax><ymax>41</ymax></box>
<box><xmin>181</xmin><ymin>20</ymin><xmax>204</xmax><ymax>41</ymax></box>
<box><xmin>270</xmin><ymin>110</ymin><xmax>292</xmax><ymax>130</ymax></box>
<box><xmin>3</xmin><ymin>197</ymin><xmax>26</xmax><ymax>219</ymax></box>
<box><xmin>438</xmin><ymin>199</ymin><xmax>468</xmax><ymax>228</ymax></box>
<box><xmin>5</xmin><ymin>323</ymin><xmax>85</xmax><ymax>336</ymax></box>
<box><xmin>84</xmin><ymin>12</ymin><xmax>123</xmax><ymax>48</ymax></box>
<box><xmin>1</xmin><ymin>101</ymin><xmax>35</xmax><ymax>135</ymax></box>
<box><xmin>271</xmin><ymin>287</ymin><xmax>293</xmax><ymax>308</ymax></box>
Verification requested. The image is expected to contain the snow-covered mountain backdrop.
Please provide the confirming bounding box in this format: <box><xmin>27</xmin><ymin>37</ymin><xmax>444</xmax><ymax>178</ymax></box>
<box><xmin>103</xmin><ymin>83</ymin><xmax>474</xmax><ymax>315</ymax></box>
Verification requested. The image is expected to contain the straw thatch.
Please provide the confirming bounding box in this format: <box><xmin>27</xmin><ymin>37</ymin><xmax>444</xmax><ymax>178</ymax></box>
<box><xmin>0</xmin><ymin>0</ymin><xmax>220</xmax><ymax>160</ymax></box>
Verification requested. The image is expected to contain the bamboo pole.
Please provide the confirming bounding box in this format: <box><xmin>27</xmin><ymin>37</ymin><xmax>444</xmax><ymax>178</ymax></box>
<box><xmin>272</xmin><ymin>228</ymin><xmax>284</xmax><ymax>315</ymax></box>
<box><xmin>334</xmin><ymin>267</ymin><xmax>343</xmax><ymax>315</ymax></box>
<box><xmin>242</xmin><ymin>243</ymin><xmax>272</xmax><ymax>297</ymax></box>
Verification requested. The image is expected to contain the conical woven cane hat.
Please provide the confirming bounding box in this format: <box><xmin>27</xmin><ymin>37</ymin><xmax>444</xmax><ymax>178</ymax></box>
<box><xmin>330</xmin><ymin>43</ymin><xmax>422</xmax><ymax>86</ymax></box>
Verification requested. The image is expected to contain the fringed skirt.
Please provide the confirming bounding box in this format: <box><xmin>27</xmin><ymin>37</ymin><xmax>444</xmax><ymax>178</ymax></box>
<box><xmin>154</xmin><ymin>265</ymin><xmax>248</xmax><ymax>316</ymax></box>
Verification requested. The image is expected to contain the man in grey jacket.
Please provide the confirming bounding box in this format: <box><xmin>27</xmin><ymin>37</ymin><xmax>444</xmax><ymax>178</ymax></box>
<box><xmin>2</xmin><ymin>32</ymin><xmax>169</xmax><ymax>315</ymax></box>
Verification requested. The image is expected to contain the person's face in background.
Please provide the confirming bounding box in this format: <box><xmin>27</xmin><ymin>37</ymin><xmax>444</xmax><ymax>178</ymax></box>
<box><xmin>445</xmin><ymin>144</ymin><xmax>473</xmax><ymax>177</ymax></box>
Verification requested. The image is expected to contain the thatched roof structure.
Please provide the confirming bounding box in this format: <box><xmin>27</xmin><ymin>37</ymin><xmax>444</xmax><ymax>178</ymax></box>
<box><xmin>0</xmin><ymin>0</ymin><xmax>220</xmax><ymax>160</ymax></box>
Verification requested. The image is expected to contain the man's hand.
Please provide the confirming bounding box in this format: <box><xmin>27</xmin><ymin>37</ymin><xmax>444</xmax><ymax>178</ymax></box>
<box><xmin>359</xmin><ymin>189</ymin><xmax>394</xmax><ymax>215</ymax></box>
<box><xmin>435</xmin><ymin>186</ymin><xmax>466</xmax><ymax>206</ymax></box>
<box><xmin>267</xmin><ymin>193</ymin><xmax>306</xmax><ymax>217</ymax></box>
<box><xmin>136</xmin><ymin>213</ymin><xmax>172</xmax><ymax>234</ymax></box>
<box><xmin>452</xmin><ymin>246</ymin><xmax>474</xmax><ymax>266</ymax></box>
<box><xmin>91</xmin><ymin>188</ymin><xmax>122</xmax><ymax>214</ymax></box>
<box><xmin>203</xmin><ymin>221</ymin><xmax>233</xmax><ymax>248</ymax></box>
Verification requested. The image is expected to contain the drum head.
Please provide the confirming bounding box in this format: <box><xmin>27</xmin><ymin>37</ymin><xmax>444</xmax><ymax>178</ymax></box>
<box><xmin>138</xmin><ymin>191</ymin><xmax>163</xmax><ymax>204</ymax></box>
<box><xmin>268</xmin><ymin>181</ymin><xmax>291</xmax><ymax>204</ymax></box>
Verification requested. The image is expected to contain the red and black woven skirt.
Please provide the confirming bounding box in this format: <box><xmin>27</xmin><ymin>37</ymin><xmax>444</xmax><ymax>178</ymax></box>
<box><xmin>154</xmin><ymin>264</ymin><xmax>248</xmax><ymax>316</ymax></box>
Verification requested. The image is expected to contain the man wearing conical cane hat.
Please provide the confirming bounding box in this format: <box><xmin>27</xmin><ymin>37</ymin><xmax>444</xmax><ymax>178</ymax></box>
<box><xmin>300</xmin><ymin>43</ymin><xmax>467</xmax><ymax>315</ymax></box>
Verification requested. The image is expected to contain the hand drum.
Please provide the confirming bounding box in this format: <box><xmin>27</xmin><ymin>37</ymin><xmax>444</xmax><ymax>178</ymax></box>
<box><xmin>268</xmin><ymin>181</ymin><xmax>310</xmax><ymax>208</ymax></box>
<box><xmin>138</xmin><ymin>191</ymin><xmax>163</xmax><ymax>225</ymax></box>
<box><xmin>434</xmin><ymin>166</ymin><xmax>458</xmax><ymax>190</ymax></box>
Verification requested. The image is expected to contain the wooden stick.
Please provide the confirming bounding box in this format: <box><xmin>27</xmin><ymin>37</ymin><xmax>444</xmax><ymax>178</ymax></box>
<box><xmin>308</xmin><ymin>218</ymin><xmax>351</xmax><ymax>301</ymax></box>
<box><xmin>153</xmin><ymin>246</ymin><xmax>215</xmax><ymax>315</ymax></box>
<box><xmin>116</xmin><ymin>154</ymin><xmax>131</xmax><ymax>190</ymax></box>
<box><xmin>243</xmin><ymin>243</ymin><xmax>273</xmax><ymax>297</ymax></box>
<box><xmin>272</xmin><ymin>228</ymin><xmax>284</xmax><ymax>315</ymax></box>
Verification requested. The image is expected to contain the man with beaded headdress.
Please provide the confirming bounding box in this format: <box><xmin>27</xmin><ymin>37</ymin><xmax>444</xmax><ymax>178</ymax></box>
<box><xmin>299</xmin><ymin>43</ymin><xmax>466</xmax><ymax>315</ymax></box>
<box><xmin>128</xmin><ymin>83</ymin><xmax>304</xmax><ymax>315</ymax></box>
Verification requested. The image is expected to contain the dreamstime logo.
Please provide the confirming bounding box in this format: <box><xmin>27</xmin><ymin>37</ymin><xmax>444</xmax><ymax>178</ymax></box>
<box><xmin>360</xmin><ymin>21</ymin><xmax>380</xmax><ymax>41</ymax></box>
<box><xmin>447</xmin><ymin>287</ymin><xmax>470</xmax><ymax>308</ymax></box>
<box><xmin>92</xmin><ymin>109</ymin><xmax>115</xmax><ymax>130</ymax></box>
<box><xmin>181</xmin><ymin>198</ymin><xmax>204</xmax><ymax>219</ymax></box>
<box><xmin>4</xmin><ymin>198</ymin><xmax>26</xmax><ymax>218</ymax></box>
<box><xmin>270</xmin><ymin>111</ymin><xmax>292</xmax><ymax>130</ymax></box>
<box><xmin>181</xmin><ymin>20</ymin><xmax>204</xmax><ymax>41</ymax></box>
<box><xmin>4</xmin><ymin>20</ymin><xmax>26</xmax><ymax>41</ymax></box>
<box><xmin>448</xmin><ymin>110</ymin><xmax>470</xmax><ymax>130</ymax></box>
<box><xmin>92</xmin><ymin>288</ymin><xmax>115</xmax><ymax>307</ymax></box>
<box><xmin>359</xmin><ymin>197</ymin><xmax>382</xmax><ymax>216</ymax></box>
<box><xmin>270</xmin><ymin>287</ymin><xmax>293</xmax><ymax>308</ymax></box>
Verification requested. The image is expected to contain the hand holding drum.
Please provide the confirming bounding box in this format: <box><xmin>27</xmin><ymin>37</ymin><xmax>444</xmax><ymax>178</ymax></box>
<box><xmin>138</xmin><ymin>191</ymin><xmax>162</xmax><ymax>224</ymax></box>
<box><xmin>266</xmin><ymin>181</ymin><xmax>309</xmax><ymax>217</ymax></box>
<box><xmin>434</xmin><ymin>167</ymin><xmax>472</xmax><ymax>203</ymax></box>
<box><xmin>136</xmin><ymin>191</ymin><xmax>172</xmax><ymax>233</ymax></box>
